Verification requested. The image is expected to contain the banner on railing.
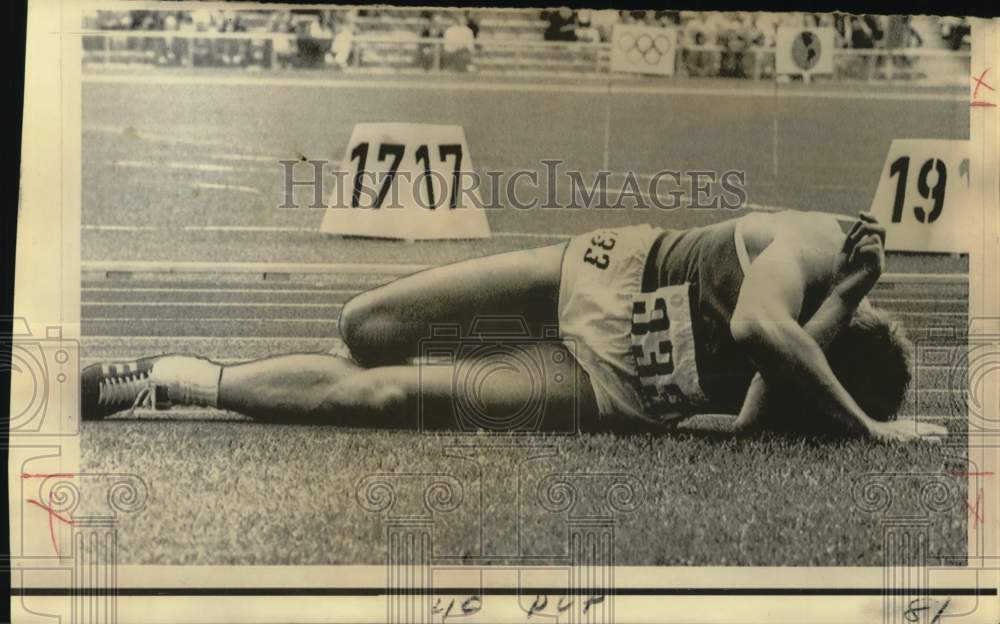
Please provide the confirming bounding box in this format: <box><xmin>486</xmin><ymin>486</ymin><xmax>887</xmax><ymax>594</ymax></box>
<box><xmin>775</xmin><ymin>27</ymin><xmax>836</xmax><ymax>76</ymax></box>
<box><xmin>320</xmin><ymin>123</ymin><xmax>491</xmax><ymax>241</ymax></box>
<box><xmin>610</xmin><ymin>25</ymin><xmax>678</xmax><ymax>76</ymax></box>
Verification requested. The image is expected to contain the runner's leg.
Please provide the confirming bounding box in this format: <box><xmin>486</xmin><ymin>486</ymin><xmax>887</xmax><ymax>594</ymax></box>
<box><xmin>339</xmin><ymin>243</ymin><xmax>566</xmax><ymax>366</ymax></box>
<box><xmin>215</xmin><ymin>344</ymin><xmax>598</xmax><ymax>430</ymax></box>
<box><xmin>83</xmin><ymin>242</ymin><xmax>600</xmax><ymax>428</ymax></box>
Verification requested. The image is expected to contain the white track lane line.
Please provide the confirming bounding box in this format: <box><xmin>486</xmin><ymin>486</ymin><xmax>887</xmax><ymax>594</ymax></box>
<box><xmin>192</xmin><ymin>182</ymin><xmax>263</xmax><ymax>195</ymax></box>
<box><xmin>868</xmin><ymin>297</ymin><xmax>969</xmax><ymax>303</ymax></box>
<box><xmin>82</xmin><ymin>223</ymin><xmax>570</xmax><ymax>238</ymax></box>
<box><xmin>208</xmin><ymin>153</ymin><xmax>302</xmax><ymax>163</ymax></box>
<box><xmin>79</xmin><ymin>259</ymin><xmax>967</xmax><ymax>284</ymax></box>
<box><xmin>76</xmin><ymin>359</ymin><xmax>962</xmax><ymax>373</ymax></box>
<box><xmin>113</xmin><ymin>160</ymin><xmax>235</xmax><ymax>172</ymax></box>
<box><xmin>84</xmin><ymin>124</ymin><xmax>234</xmax><ymax>148</ymax></box>
<box><xmin>111</xmin><ymin>160</ymin><xmax>276</xmax><ymax>174</ymax></box>
<box><xmin>83</xmin><ymin>301</ymin><xmax>343</xmax><ymax>308</ymax></box>
<box><xmin>82</xmin><ymin>287</ymin><xmax>361</xmax><ymax>294</ymax></box>
<box><xmin>183</xmin><ymin>225</ymin><xmax>309</xmax><ymax>232</ymax></box>
<box><xmin>79</xmin><ymin>288</ymin><xmax>967</xmax><ymax>306</ymax></box>
<box><xmin>82</xmin><ymin>357</ymin><xmax>247</xmax><ymax>365</ymax></box>
<box><xmin>84</xmin><ymin>313</ymin><xmax>965</xmax><ymax>322</ymax></box>
<box><xmin>82</xmin><ymin>224</ymin><xmax>162</xmax><ymax>232</ymax></box>
<box><xmin>82</xmin><ymin>260</ymin><xmax>430</xmax><ymax>275</ymax></box>
<box><xmin>83</xmin><ymin>73</ymin><xmax>969</xmax><ymax>103</ymax></box>
<box><xmin>84</xmin><ymin>335</ymin><xmax>341</xmax><ymax>341</ymax></box>
<box><xmin>85</xmin><ymin>125</ymin><xmax>295</xmax><ymax>161</ymax></box>
<box><xmin>85</xmin><ymin>317</ymin><xmax>333</xmax><ymax>323</ymax></box>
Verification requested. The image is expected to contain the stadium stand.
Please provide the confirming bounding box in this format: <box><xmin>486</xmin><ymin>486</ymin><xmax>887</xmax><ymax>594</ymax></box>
<box><xmin>81</xmin><ymin>9</ymin><xmax>970</xmax><ymax>84</ymax></box>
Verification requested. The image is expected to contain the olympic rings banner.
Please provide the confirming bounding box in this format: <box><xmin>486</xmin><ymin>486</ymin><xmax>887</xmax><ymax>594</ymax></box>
<box><xmin>610</xmin><ymin>25</ymin><xmax>679</xmax><ymax>76</ymax></box>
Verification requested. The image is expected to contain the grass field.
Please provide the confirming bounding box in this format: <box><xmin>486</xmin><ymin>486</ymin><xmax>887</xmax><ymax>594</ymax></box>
<box><xmin>79</xmin><ymin>70</ymin><xmax>971</xmax><ymax>567</ymax></box>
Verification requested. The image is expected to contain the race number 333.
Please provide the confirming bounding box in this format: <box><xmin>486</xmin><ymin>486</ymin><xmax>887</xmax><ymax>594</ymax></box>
<box><xmin>629</xmin><ymin>283</ymin><xmax>707</xmax><ymax>421</ymax></box>
<box><xmin>869</xmin><ymin>139</ymin><xmax>972</xmax><ymax>254</ymax></box>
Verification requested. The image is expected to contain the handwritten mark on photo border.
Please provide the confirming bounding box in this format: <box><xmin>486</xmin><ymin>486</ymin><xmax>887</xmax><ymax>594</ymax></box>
<box><xmin>22</xmin><ymin>472</ymin><xmax>79</xmax><ymax>556</ymax></box>
<box><xmin>971</xmin><ymin>68</ymin><xmax>995</xmax><ymax>108</ymax></box>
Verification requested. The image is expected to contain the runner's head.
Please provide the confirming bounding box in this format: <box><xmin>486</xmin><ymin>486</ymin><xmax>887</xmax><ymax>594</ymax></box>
<box><xmin>826</xmin><ymin>300</ymin><xmax>913</xmax><ymax>422</ymax></box>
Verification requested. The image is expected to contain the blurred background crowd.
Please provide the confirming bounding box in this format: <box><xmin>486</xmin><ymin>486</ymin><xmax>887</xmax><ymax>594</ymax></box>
<box><xmin>82</xmin><ymin>8</ymin><xmax>972</xmax><ymax>81</ymax></box>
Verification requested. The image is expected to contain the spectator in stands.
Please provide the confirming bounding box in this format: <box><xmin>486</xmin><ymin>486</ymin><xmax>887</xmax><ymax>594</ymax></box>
<box><xmin>129</xmin><ymin>11</ymin><xmax>157</xmax><ymax>55</ymax></box>
<box><xmin>777</xmin><ymin>12</ymin><xmax>810</xmax><ymax>28</ymax></box>
<box><xmin>574</xmin><ymin>10</ymin><xmax>601</xmax><ymax>44</ymax></box>
<box><xmin>889</xmin><ymin>16</ymin><xmax>923</xmax><ymax>49</ymax></box>
<box><xmin>129</xmin><ymin>10</ymin><xmax>156</xmax><ymax>31</ymax></box>
<box><xmin>464</xmin><ymin>11</ymin><xmax>481</xmax><ymax>39</ymax></box>
<box><xmin>741</xmin><ymin>14</ymin><xmax>769</xmax><ymax>79</ymax></box>
<box><xmin>154</xmin><ymin>12</ymin><xmax>181</xmax><ymax>66</ymax></box>
<box><xmin>295</xmin><ymin>14</ymin><xmax>329</xmax><ymax>68</ymax></box>
<box><xmin>885</xmin><ymin>15</ymin><xmax>923</xmax><ymax>70</ymax></box>
<box><xmin>719</xmin><ymin>12</ymin><xmax>754</xmax><ymax>78</ymax></box>
<box><xmin>656</xmin><ymin>11</ymin><xmax>681</xmax><ymax>27</ymax></box>
<box><xmin>814</xmin><ymin>13</ymin><xmax>836</xmax><ymax>29</ymax></box>
<box><xmin>589</xmin><ymin>9</ymin><xmax>619</xmax><ymax>43</ymax></box>
<box><xmin>939</xmin><ymin>17</ymin><xmax>970</xmax><ymax>51</ymax></box>
<box><xmin>416</xmin><ymin>11</ymin><xmax>444</xmax><ymax>71</ymax></box>
<box><xmin>441</xmin><ymin>14</ymin><xmax>476</xmax><ymax>72</ymax></box>
<box><xmin>753</xmin><ymin>12</ymin><xmax>778</xmax><ymax>47</ymax></box>
<box><xmin>324</xmin><ymin>11</ymin><xmax>355</xmax><ymax>70</ymax></box>
<box><xmin>187</xmin><ymin>10</ymin><xmax>212</xmax><ymax>66</ymax></box>
<box><xmin>832</xmin><ymin>13</ymin><xmax>850</xmax><ymax>48</ymax></box>
<box><xmin>212</xmin><ymin>10</ymin><xmax>248</xmax><ymax>67</ymax></box>
<box><xmin>844</xmin><ymin>15</ymin><xmax>884</xmax><ymax>79</ymax></box>
<box><xmin>270</xmin><ymin>11</ymin><xmax>296</xmax><ymax>69</ymax></box>
<box><xmin>847</xmin><ymin>15</ymin><xmax>878</xmax><ymax>49</ymax></box>
<box><xmin>683</xmin><ymin>11</ymin><xmax>717</xmax><ymax>77</ymax></box>
<box><xmin>640</xmin><ymin>10</ymin><xmax>659</xmax><ymax>26</ymax></box>
<box><xmin>190</xmin><ymin>9</ymin><xmax>212</xmax><ymax>32</ymax></box>
<box><xmin>91</xmin><ymin>10</ymin><xmax>126</xmax><ymax>30</ymax></box>
<box><xmin>308</xmin><ymin>13</ymin><xmax>333</xmax><ymax>43</ymax></box>
<box><xmin>542</xmin><ymin>8</ymin><xmax>577</xmax><ymax>42</ymax></box>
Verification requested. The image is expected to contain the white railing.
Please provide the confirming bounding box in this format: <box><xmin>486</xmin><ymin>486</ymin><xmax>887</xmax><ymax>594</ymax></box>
<box><xmin>80</xmin><ymin>29</ymin><xmax>971</xmax><ymax>84</ymax></box>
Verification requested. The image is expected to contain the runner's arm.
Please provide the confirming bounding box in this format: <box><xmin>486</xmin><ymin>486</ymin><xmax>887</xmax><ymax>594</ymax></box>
<box><xmin>729</xmin><ymin>238</ymin><xmax>878</xmax><ymax>436</ymax></box>
<box><xmin>733</xmin><ymin>293</ymin><xmax>858</xmax><ymax>432</ymax></box>
<box><xmin>733</xmin><ymin>213</ymin><xmax>886</xmax><ymax>433</ymax></box>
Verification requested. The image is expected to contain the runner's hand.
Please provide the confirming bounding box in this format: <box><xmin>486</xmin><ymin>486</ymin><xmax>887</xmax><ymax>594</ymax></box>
<box><xmin>834</xmin><ymin>212</ymin><xmax>886</xmax><ymax>305</ymax></box>
<box><xmin>867</xmin><ymin>419</ymin><xmax>947</xmax><ymax>443</ymax></box>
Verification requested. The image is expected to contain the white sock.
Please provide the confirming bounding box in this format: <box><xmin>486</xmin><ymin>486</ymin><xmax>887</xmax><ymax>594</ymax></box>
<box><xmin>151</xmin><ymin>356</ymin><xmax>222</xmax><ymax>408</ymax></box>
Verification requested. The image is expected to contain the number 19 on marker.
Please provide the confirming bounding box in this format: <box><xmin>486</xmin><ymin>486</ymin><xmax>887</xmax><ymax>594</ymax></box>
<box><xmin>888</xmin><ymin>156</ymin><xmax>948</xmax><ymax>224</ymax></box>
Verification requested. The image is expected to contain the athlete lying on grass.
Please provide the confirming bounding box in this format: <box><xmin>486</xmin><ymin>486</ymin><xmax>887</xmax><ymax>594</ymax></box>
<box><xmin>82</xmin><ymin>210</ymin><xmax>946</xmax><ymax>443</ymax></box>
